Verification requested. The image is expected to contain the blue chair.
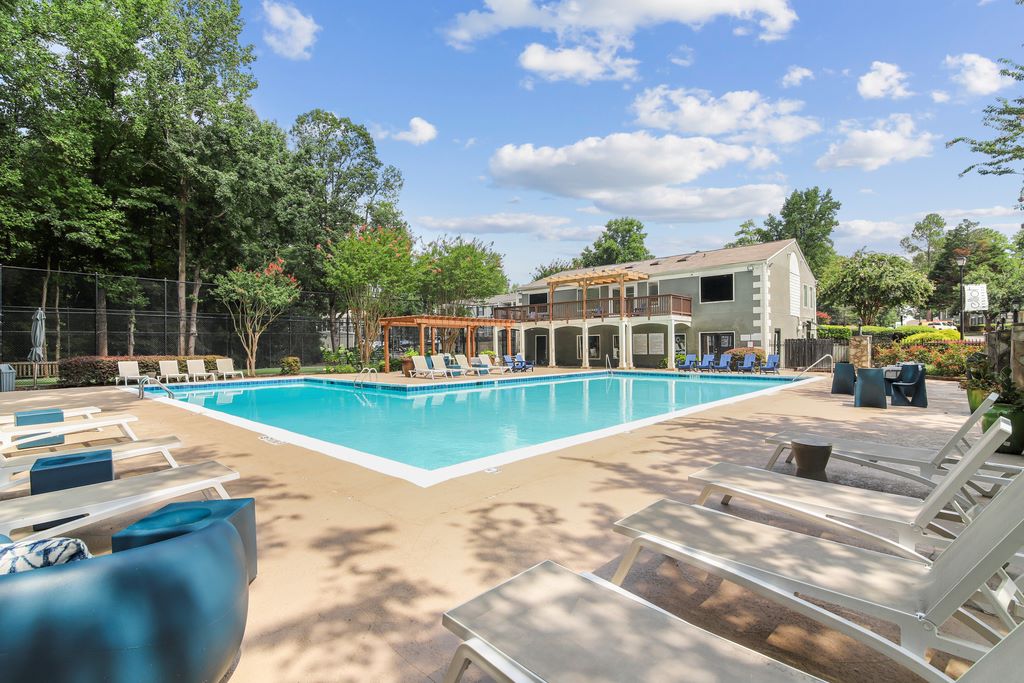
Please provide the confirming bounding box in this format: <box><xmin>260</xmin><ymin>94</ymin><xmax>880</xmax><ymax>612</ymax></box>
<box><xmin>503</xmin><ymin>354</ymin><xmax>521</xmax><ymax>372</ymax></box>
<box><xmin>831</xmin><ymin>362</ymin><xmax>856</xmax><ymax>394</ymax></box>
<box><xmin>891</xmin><ymin>363</ymin><xmax>928</xmax><ymax>407</ymax></box>
<box><xmin>737</xmin><ymin>353</ymin><xmax>756</xmax><ymax>373</ymax></box>
<box><xmin>712</xmin><ymin>353</ymin><xmax>733</xmax><ymax>372</ymax></box>
<box><xmin>514</xmin><ymin>353</ymin><xmax>535</xmax><ymax>372</ymax></box>
<box><xmin>0</xmin><ymin>520</ymin><xmax>248</xmax><ymax>683</ymax></box>
<box><xmin>676</xmin><ymin>354</ymin><xmax>697</xmax><ymax>371</ymax></box>
<box><xmin>760</xmin><ymin>354</ymin><xmax>780</xmax><ymax>374</ymax></box>
<box><xmin>695</xmin><ymin>354</ymin><xmax>715</xmax><ymax>371</ymax></box>
<box><xmin>854</xmin><ymin>367</ymin><xmax>887</xmax><ymax>408</ymax></box>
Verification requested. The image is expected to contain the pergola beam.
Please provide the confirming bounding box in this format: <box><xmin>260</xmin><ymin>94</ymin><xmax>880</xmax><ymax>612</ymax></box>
<box><xmin>380</xmin><ymin>314</ymin><xmax>516</xmax><ymax>373</ymax></box>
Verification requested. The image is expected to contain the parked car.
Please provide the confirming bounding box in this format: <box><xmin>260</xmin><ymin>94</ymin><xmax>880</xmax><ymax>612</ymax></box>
<box><xmin>926</xmin><ymin>320</ymin><xmax>958</xmax><ymax>331</ymax></box>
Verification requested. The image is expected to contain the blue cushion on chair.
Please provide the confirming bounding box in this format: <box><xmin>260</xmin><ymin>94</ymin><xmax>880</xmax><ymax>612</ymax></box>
<box><xmin>14</xmin><ymin>408</ymin><xmax>66</xmax><ymax>449</ymax></box>
<box><xmin>0</xmin><ymin>537</ymin><xmax>91</xmax><ymax>574</ymax></box>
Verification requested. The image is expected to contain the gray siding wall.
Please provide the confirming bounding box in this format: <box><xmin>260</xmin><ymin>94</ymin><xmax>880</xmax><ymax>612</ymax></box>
<box><xmin>658</xmin><ymin>270</ymin><xmax>759</xmax><ymax>352</ymax></box>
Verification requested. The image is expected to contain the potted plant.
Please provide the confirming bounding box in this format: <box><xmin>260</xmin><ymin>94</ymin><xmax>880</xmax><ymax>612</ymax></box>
<box><xmin>400</xmin><ymin>348</ymin><xmax>417</xmax><ymax>377</ymax></box>
<box><xmin>961</xmin><ymin>352</ymin><xmax>997</xmax><ymax>413</ymax></box>
<box><xmin>980</xmin><ymin>367</ymin><xmax>1024</xmax><ymax>455</ymax></box>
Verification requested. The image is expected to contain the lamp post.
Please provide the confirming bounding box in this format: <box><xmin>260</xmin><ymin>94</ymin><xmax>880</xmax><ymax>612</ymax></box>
<box><xmin>955</xmin><ymin>255</ymin><xmax>967</xmax><ymax>340</ymax></box>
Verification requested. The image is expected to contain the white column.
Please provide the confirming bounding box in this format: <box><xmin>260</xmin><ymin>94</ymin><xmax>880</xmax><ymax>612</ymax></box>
<box><xmin>618</xmin><ymin>320</ymin><xmax>628</xmax><ymax>368</ymax></box>
<box><xmin>626</xmin><ymin>323</ymin><xmax>635</xmax><ymax>369</ymax></box>
<box><xmin>548</xmin><ymin>322</ymin><xmax>556</xmax><ymax>367</ymax></box>
<box><xmin>665</xmin><ymin>324</ymin><xmax>674</xmax><ymax>370</ymax></box>
<box><xmin>581</xmin><ymin>321</ymin><xmax>590</xmax><ymax>368</ymax></box>
<box><xmin>492</xmin><ymin>326</ymin><xmax>500</xmax><ymax>353</ymax></box>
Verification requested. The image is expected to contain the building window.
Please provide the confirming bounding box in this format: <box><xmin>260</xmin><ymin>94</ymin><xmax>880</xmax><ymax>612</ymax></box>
<box><xmin>576</xmin><ymin>334</ymin><xmax>600</xmax><ymax>360</ymax></box>
<box><xmin>649</xmin><ymin>282</ymin><xmax>659</xmax><ymax>296</ymax></box>
<box><xmin>674</xmin><ymin>333</ymin><xmax>686</xmax><ymax>354</ymax></box>
<box><xmin>699</xmin><ymin>274</ymin><xmax>734</xmax><ymax>303</ymax></box>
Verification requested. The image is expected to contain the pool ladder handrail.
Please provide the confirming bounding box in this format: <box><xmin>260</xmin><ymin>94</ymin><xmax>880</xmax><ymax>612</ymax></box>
<box><xmin>354</xmin><ymin>366</ymin><xmax>378</xmax><ymax>388</ymax></box>
<box><xmin>138</xmin><ymin>375</ymin><xmax>175</xmax><ymax>399</ymax></box>
<box><xmin>792</xmin><ymin>354</ymin><xmax>834</xmax><ymax>380</ymax></box>
<box><xmin>605</xmin><ymin>354</ymin><xmax>613</xmax><ymax>370</ymax></box>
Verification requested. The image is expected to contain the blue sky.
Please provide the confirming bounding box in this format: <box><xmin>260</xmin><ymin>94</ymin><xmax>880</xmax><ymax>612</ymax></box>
<box><xmin>241</xmin><ymin>0</ymin><xmax>1023</xmax><ymax>283</ymax></box>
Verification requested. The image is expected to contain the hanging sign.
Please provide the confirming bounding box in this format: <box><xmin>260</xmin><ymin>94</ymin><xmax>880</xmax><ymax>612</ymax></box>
<box><xmin>964</xmin><ymin>284</ymin><xmax>989</xmax><ymax>312</ymax></box>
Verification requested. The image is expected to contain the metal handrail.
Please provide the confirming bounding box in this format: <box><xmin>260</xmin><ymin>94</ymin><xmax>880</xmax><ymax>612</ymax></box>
<box><xmin>792</xmin><ymin>354</ymin><xmax>834</xmax><ymax>380</ymax></box>
<box><xmin>138</xmin><ymin>375</ymin><xmax>175</xmax><ymax>399</ymax></box>
<box><xmin>605</xmin><ymin>354</ymin><xmax>612</xmax><ymax>369</ymax></box>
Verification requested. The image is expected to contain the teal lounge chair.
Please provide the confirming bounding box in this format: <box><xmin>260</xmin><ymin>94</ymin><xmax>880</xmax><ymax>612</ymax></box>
<box><xmin>695</xmin><ymin>354</ymin><xmax>715</xmax><ymax>371</ymax></box>
<box><xmin>738</xmin><ymin>353</ymin><xmax>756</xmax><ymax>373</ymax></box>
<box><xmin>712</xmin><ymin>353</ymin><xmax>733</xmax><ymax>372</ymax></box>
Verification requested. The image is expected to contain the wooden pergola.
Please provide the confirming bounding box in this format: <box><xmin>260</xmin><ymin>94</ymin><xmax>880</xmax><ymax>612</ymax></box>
<box><xmin>544</xmin><ymin>267</ymin><xmax>649</xmax><ymax>320</ymax></box>
<box><xmin>380</xmin><ymin>315</ymin><xmax>518</xmax><ymax>372</ymax></box>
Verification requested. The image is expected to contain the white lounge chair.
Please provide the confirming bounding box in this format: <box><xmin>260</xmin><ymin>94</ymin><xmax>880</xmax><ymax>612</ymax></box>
<box><xmin>432</xmin><ymin>355</ymin><xmax>464</xmax><ymax>378</ymax></box>
<box><xmin>216</xmin><ymin>358</ymin><xmax>245</xmax><ymax>379</ymax></box>
<box><xmin>689</xmin><ymin>418</ymin><xmax>1012</xmax><ymax>556</ymax></box>
<box><xmin>456</xmin><ymin>354</ymin><xmax>488</xmax><ymax>375</ymax></box>
<box><xmin>0</xmin><ymin>435</ymin><xmax>183</xmax><ymax>491</ymax></box>
<box><xmin>611</xmin><ymin>464</ymin><xmax>1024</xmax><ymax>678</ymax></box>
<box><xmin>443</xmin><ymin>560</ymin><xmax>826</xmax><ymax>683</ymax></box>
<box><xmin>0</xmin><ymin>412</ymin><xmax>139</xmax><ymax>451</ymax></box>
<box><xmin>115</xmin><ymin>361</ymin><xmax>146</xmax><ymax>385</ymax></box>
<box><xmin>477</xmin><ymin>354</ymin><xmax>509</xmax><ymax>374</ymax></box>
<box><xmin>157</xmin><ymin>360</ymin><xmax>189</xmax><ymax>383</ymax></box>
<box><xmin>762</xmin><ymin>393</ymin><xmax>1018</xmax><ymax>492</ymax></box>
<box><xmin>0</xmin><ymin>406</ymin><xmax>100</xmax><ymax>426</ymax></box>
<box><xmin>0</xmin><ymin>460</ymin><xmax>238</xmax><ymax>542</ymax></box>
<box><xmin>186</xmin><ymin>359</ymin><xmax>216</xmax><ymax>382</ymax></box>
<box><xmin>411</xmin><ymin>355</ymin><xmax>444</xmax><ymax>379</ymax></box>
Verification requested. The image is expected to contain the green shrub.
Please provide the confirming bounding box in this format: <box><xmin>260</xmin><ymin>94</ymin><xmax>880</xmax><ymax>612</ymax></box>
<box><xmin>279</xmin><ymin>356</ymin><xmax>301</xmax><ymax>375</ymax></box>
<box><xmin>892</xmin><ymin>325</ymin><xmax>934</xmax><ymax>341</ymax></box>
<box><xmin>58</xmin><ymin>355</ymin><xmax>220</xmax><ymax>388</ymax></box>
<box><xmin>337</xmin><ymin>364</ymin><xmax>357</xmax><ymax>373</ymax></box>
<box><xmin>873</xmin><ymin>341</ymin><xmax>982</xmax><ymax>378</ymax></box>
<box><xmin>901</xmin><ymin>330</ymin><xmax>960</xmax><ymax>344</ymax></box>
<box><xmin>723</xmin><ymin>347</ymin><xmax>765</xmax><ymax>366</ymax></box>
<box><xmin>479</xmin><ymin>349</ymin><xmax>497</xmax><ymax>358</ymax></box>
<box><xmin>817</xmin><ymin>325</ymin><xmax>852</xmax><ymax>340</ymax></box>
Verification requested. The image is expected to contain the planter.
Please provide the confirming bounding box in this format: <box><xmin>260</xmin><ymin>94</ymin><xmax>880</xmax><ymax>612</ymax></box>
<box><xmin>967</xmin><ymin>387</ymin><xmax>990</xmax><ymax>413</ymax></box>
<box><xmin>400</xmin><ymin>357</ymin><xmax>415</xmax><ymax>378</ymax></box>
<box><xmin>981</xmin><ymin>403</ymin><xmax>1024</xmax><ymax>455</ymax></box>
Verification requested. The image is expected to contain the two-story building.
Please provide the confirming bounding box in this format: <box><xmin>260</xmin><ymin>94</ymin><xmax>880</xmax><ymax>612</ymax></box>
<box><xmin>495</xmin><ymin>239</ymin><xmax>817</xmax><ymax>368</ymax></box>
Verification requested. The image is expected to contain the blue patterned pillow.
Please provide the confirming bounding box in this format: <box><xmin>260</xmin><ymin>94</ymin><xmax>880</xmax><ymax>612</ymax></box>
<box><xmin>0</xmin><ymin>537</ymin><xmax>91</xmax><ymax>574</ymax></box>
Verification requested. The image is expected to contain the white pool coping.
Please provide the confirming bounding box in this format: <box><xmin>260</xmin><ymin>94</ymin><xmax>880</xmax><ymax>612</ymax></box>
<box><xmin>139</xmin><ymin>373</ymin><xmax>822</xmax><ymax>488</ymax></box>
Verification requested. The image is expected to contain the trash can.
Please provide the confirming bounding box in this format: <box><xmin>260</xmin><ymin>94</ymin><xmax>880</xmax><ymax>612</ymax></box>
<box><xmin>0</xmin><ymin>364</ymin><xmax>15</xmax><ymax>392</ymax></box>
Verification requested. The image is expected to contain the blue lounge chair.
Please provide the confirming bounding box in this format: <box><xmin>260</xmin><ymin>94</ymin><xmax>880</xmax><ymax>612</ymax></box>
<box><xmin>737</xmin><ymin>353</ymin><xmax>756</xmax><ymax>373</ymax></box>
<box><xmin>712</xmin><ymin>353</ymin><xmax>733</xmax><ymax>372</ymax></box>
<box><xmin>676</xmin><ymin>354</ymin><xmax>697</xmax><ymax>371</ymax></box>
<box><xmin>761</xmin><ymin>354</ymin><xmax>780</xmax><ymax>374</ymax></box>
<box><xmin>514</xmin><ymin>353</ymin><xmax>536</xmax><ymax>372</ymax></box>
<box><xmin>695</xmin><ymin>354</ymin><xmax>715</xmax><ymax>371</ymax></box>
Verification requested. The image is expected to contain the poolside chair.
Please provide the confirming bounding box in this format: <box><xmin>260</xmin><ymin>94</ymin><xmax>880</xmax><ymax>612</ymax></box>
<box><xmin>892</xmin><ymin>363</ymin><xmax>928</xmax><ymax>407</ymax></box>
<box><xmin>411</xmin><ymin>355</ymin><xmax>444</xmax><ymax>379</ymax></box>
<box><xmin>186</xmin><ymin>359</ymin><xmax>216</xmax><ymax>382</ymax></box>
<box><xmin>694</xmin><ymin>354</ymin><xmax>715</xmax><ymax>371</ymax></box>
<box><xmin>0</xmin><ymin>412</ymin><xmax>139</xmax><ymax>451</ymax></box>
<box><xmin>478</xmin><ymin>354</ymin><xmax>509</xmax><ymax>374</ymax></box>
<box><xmin>0</xmin><ymin>406</ymin><xmax>100</xmax><ymax>426</ymax></box>
<box><xmin>442</xmin><ymin>560</ymin><xmax>826</xmax><ymax>683</ymax></box>
<box><xmin>115</xmin><ymin>361</ymin><xmax>146</xmax><ymax>386</ymax></box>
<box><xmin>611</xmin><ymin>465</ymin><xmax>1024</xmax><ymax>676</ymax></box>
<box><xmin>690</xmin><ymin>418</ymin><xmax>1012</xmax><ymax>557</ymax></box>
<box><xmin>0</xmin><ymin>460</ymin><xmax>237</xmax><ymax>542</ymax></box>
<box><xmin>433</xmin><ymin>354</ymin><xmax>465</xmax><ymax>378</ymax></box>
<box><xmin>456</xmin><ymin>354</ymin><xmax>488</xmax><ymax>375</ymax></box>
<box><xmin>737</xmin><ymin>353</ymin><xmax>756</xmax><ymax>373</ymax></box>
<box><xmin>675</xmin><ymin>354</ymin><xmax>696</xmax><ymax>371</ymax></box>
<box><xmin>711</xmin><ymin>353</ymin><xmax>733</xmax><ymax>372</ymax></box>
<box><xmin>761</xmin><ymin>354</ymin><xmax>780</xmax><ymax>374</ymax></box>
<box><xmin>514</xmin><ymin>353</ymin><xmax>535</xmax><ymax>372</ymax></box>
<box><xmin>761</xmin><ymin>393</ymin><xmax>1018</xmax><ymax>493</ymax></box>
<box><xmin>216</xmin><ymin>358</ymin><xmax>245</xmax><ymax>380</ymax></box>
<box><xmin>0</xmin><ymin>436</ymin><xmax>182</xmax><ymax>491</ymax></box>
<box><xmin>157</xmin><ymin>360</ymin><xmax>188</xmax><ymax>383</ymax></box>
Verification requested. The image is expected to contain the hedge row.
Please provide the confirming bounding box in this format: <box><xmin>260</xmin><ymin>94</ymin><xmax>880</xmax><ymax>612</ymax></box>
<box><xmin>817</xmin><ymin>324</ymin><xmax>939</xmax><ymax>343</ymax></box>
<box><xmin>58</xmin><ymin>355</ymin><xmax>223</xmax><ymax>388</ymax></box>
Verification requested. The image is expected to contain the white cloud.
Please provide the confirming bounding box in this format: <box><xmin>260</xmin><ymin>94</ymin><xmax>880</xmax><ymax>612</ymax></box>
<box><xmin>857</xmin><ymin>61</ymin><xmax>912</xmax><ymax>99</ymax></box>
<box><xmin>933</xmin><ymin>205</ymin><xmax>1022</xmax><ymax>222</ymax></box>
<box><xmin>930</xmin><ymin>90</ymin><xmax>950</xmax><ymax>103</ymax></box>
<box><xmin>781</xmin><ymin>65</ymin><xmax>813</xmax><ymax>88</ymax></box>
<box><xmin>816</xmin><ymin>114</ymin><xmax>937</xmax><ymax>171</ymax></box>
<box><xmin>518</xmin><ymin>43</ymin><xmax>638</xmax><ymax>82</ymax></box>
<box><xmin>418</xmin><ymin>213</ymin><xmax>600</xmax><ymax>241</ymax></box>
<box><xmin>587</xmin><ymin>184</ymin><xmax>787</xmax><ymax>222</ymax></box>
<box><xmin>837</xmin><ymin>219</ymin><xmax>906</xmax><ymax>242</ymax></box>
<box><xmin>380</xmin><ymin>117</ymin><xmax>438</xmax><ymax>146</ymax></box>
<box><xmin>631</xmin><ymin>86</ymin><xmax>820</xmax><ymax>144</ymax></box>
<box><xmin>262</xmin><ymin>1</ymin><xmax>321</xmax><ymax>60</ymax></box>
<box><xmin>944</xmin><ymin>53</ymin><xmax>1014</xmax><ymax>95</ymax></box>
<box><xmin>669</xmin><ymin>45</ymin><xmax>695</xmax><ymax>67</ymax></box>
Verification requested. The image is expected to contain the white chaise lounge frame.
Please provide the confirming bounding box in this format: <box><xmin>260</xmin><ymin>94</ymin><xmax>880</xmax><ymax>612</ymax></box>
<box><xmin>0</xmin><ymin>412</ymin><xmax>139</xmax><ymax>451</ymax></box>
<box><xmin>0</xmin><ymin>406</ymin><xmax>101</xmax><ymax>426</ymax></box>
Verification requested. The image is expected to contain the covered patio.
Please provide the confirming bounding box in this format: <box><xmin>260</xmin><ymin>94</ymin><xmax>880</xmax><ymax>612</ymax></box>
<box><xmin>380</xmin><ymin>315</ymin><xmax>518</xmax><ymax>372</ymax></box>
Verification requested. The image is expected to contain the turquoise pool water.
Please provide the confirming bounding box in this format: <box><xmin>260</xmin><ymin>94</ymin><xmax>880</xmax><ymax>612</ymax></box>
<box><xmin>165</xmin><ymin>372</ymin><xmax>795</xmax><ymax>472</ymax></box>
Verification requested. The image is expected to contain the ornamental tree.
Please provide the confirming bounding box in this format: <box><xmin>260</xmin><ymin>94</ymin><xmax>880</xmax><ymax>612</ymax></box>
<box><xmin>212</xmin><ymin>259</ymin><xmax>301</xmax><ymax>374</ymax></box>
<box><xmin>820</xmin><ymin>251</ymin><xmax>932</xmax><ymax>326</ymax></box>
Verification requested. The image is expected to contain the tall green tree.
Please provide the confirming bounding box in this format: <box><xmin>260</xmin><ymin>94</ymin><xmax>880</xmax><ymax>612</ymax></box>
<box><xmin>820</xmin><ymin>251</ymin><xmax>933</xmax><ymax>326</ymax></box>
<box><xmin>575</xmin><ymin>217</ymin><xmax>654</xmax><ymax>268</ymax></box>
<box><xmin>726</xmin><ymin>187</ymin><xmax>840</xmax><ymax>277</ymax></box>
<box><xmin>530</xmin><ymin>258</ymin><xmax>575</xmax><ymax>282</ymax></box>
<box><xmin>900</xmin><ymin>213</ymin><xmax>947</xmax><ymax>273</ymax></box>
<box><xmin>928</xmin><ymin>220</ymin><xmax>1013</xmax><ymax>311</ymax></box>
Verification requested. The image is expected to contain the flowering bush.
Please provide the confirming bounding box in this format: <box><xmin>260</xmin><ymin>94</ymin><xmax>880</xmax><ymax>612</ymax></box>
<box><xmin>816</xmin><ymin>311</ymin><xmax>831</xmax><ymax>324</ymax></box>
<box><xmin>279</xmin><ymin>356</ymin><xmax>301</xmax><ymax>375</ymax></box>
<box><xmin>873</xmin><ymin>341</ymin><xmax>982</xmax><ymax>377</ymax></box>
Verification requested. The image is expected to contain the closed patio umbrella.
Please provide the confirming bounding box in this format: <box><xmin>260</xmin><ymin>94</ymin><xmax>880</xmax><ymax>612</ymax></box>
<box><xmin>28</xmin><ymin>308</ymin><xmax>45</xmax><ymax>388</ymax></box>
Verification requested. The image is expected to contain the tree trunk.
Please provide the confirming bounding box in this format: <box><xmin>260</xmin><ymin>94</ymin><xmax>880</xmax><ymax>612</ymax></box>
<box><xmin>127</xmin><ymin>309</ymin><xmax>136</xmax><ymax>356</ymax></box>
<box><xmin>96</xmin><ymin>286</ymin><xmax>108</xmax><ymax>356</ymax></box>
<box><xmin>328</xmin><ymin>295</ymin><xmax>338</xmax><ymax>352</ymax></box>
<box><xmin>187</xmin><ymin>266</ymin><xmax>202</xmax><ymax>355</ymax></box>
<box><xmin>176</xmin><ymin>178</ymin><xmax>188</xmax><ymax>355</ymax></box>
<box><xmin>52</xmin><ymin>281</ymin><xmax>61</xmax><ymax>362</ymax></box>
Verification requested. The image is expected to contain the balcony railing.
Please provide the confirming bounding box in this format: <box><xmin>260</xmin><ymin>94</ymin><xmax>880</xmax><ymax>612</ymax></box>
<box><xmin>493</xmin><ymin>294</ymin><xmax>693</xmax><ymax>322</ymax></box>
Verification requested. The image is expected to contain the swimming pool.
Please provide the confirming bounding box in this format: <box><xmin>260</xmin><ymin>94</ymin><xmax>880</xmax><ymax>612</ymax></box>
<box><xmin>151</xmin><ymin>371</ymin><xmax>806</xmax><ymax>486</ymax></box>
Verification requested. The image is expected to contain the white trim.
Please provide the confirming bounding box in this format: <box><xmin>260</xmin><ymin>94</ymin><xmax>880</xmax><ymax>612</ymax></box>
<box><xmin>575</xmin><ymin>334</ymin><xmax>600</xmax><ymax>360</ymax></box>
<box><xmin>698</xmin><ymin>273</ymin><xmax>735</xmax><ymax>304</ymax></box>
<box><xmin>141</xmin><ymin>374</ymin><xmax>818</xmax><ymax>488</ymax></box>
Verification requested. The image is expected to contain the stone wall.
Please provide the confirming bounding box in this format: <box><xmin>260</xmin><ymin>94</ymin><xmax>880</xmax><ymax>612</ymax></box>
<box><xmin>986</xmin><ymin>329</ymin><xmax>1011</xmax><ymax>375</ymax></box>
<box><xmin>850</xmin><ymin>335</ymin><xmax>872</xmax><ymax>368</ymax></box>
<box><xmin>1012</xmin><ymin>323</ymin><xmax>1024</xmax><ymax>389</ymax></box>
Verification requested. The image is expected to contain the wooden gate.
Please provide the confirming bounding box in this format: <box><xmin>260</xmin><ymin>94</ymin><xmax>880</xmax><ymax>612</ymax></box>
<box><xmin>784</xmin><ymin>338</ymin><xmax>835</xmax><ymax>370</ymax></box>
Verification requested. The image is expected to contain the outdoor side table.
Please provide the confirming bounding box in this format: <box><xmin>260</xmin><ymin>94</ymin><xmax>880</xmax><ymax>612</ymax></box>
<box><xmin>30</xmin><ymin>449</ymin><xmax>114</xmax><ymax>531</ymax></box>
<box><xmin>831</xmin><ymin>363</ymin><xmax>856</xmax><ymax>395</ymax></box>
<box><xmin>112</xmin><ymin>497</ymin><xmax>257</xmax><ymax>582</ymax></box>
<box><xmin>854</xmin><ymin>368</ymin><xmax>887</xmax><ymax>409</ymax></box>
<box><xmin>790</xmin><ymin>438</ymin><xmax>832</xmax><ymax>482</ymax></box>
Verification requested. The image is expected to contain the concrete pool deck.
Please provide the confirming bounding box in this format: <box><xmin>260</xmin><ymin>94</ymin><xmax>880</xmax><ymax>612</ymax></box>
<box><xmin>0</xmin><ymin>371</ymin><xmax>993</xmax><ymax>681</ymax></box>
